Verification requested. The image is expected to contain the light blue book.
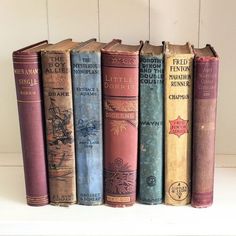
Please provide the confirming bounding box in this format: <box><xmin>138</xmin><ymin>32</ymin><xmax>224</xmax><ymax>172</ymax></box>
<box><xmin>71</xmin><ymin>39</ymin><xmax>105</xmax><ymax>205</ymax></box>
<box><xmin>139</xmin><ymin>41</ymin><xmax>164</xmax><ymax>204</ymax></box>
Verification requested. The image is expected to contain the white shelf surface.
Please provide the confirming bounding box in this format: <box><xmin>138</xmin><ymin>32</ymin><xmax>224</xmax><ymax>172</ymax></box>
<box><xmin>0</xmin><ymin>153</ymin><xmax>236</xmax><ymax>236</ymax></box>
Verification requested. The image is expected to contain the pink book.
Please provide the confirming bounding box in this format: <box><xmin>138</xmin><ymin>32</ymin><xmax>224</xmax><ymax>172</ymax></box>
<box><xmin>13</xmin><ymin>41</ymin><xmax>49</xmax><ymax>206</ymax></box>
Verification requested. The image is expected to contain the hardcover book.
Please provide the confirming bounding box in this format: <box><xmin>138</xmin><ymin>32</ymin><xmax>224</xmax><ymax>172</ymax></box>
<box><xmin>164</xmin><ymin>42</ymin><xmax>194</xmax><ymax>205</ymax></box>
<box><xmin>13</xmin><ymin>41</ymin><xmax>49</xmax><ymax>206</ymax></box>
<box><xmin>102</xmin><ymin>39</ymin><xmax>143</xmax><ymax>207</ymax></box>
<box><xmin>71</xmin><ymin>39</ymin><xmax>106</xmax><ymax>205</ymax></box>
<box><xmin>139</xmin><ymin>41</ymin><xmax>164</xmax><ymax>204</ymax></box>
<box><xmin>41</xmin><ymin>39</ymin><xmax>78</xmax><ymax>205</ymax></box>
<box><xmin>191</xmin><ymin>45</ymin><xmax>219</xmax><ymax>208</ymax></box>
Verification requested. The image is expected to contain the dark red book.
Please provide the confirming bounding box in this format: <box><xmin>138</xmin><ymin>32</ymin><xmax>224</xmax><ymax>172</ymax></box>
<box><xmin>192</xmin><ymin>45</ymin><xmax>219</xmax><ymax>208</ymax></box>
<box><xmin>101</xmin><ymin>39</ymin><xmax>143</xmax><ymax>207</ymax></box>
<box><xmin>13</xmin><ymin>41</ymin><xmax>49</xmax><ymax>206</ymax></box>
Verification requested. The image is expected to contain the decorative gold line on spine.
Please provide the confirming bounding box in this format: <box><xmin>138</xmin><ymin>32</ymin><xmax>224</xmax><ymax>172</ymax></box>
<box><xmin>27</xmin><ymin>195</ymin><xmax>48</xmax><ymax>199</ymax></box>
<box><xmin>26</xmin><ymin>195</ymin><xmax>49</xmax><ymax>204</ymax></box>
<box><xmin>27</xmin><ymin>201</ymin><xmax>48</xmax><ymax>203</ymax></box>
<box><xmin>17</xmin><ymin>100</ymin><xmax>41</xmax><ymax>103</ymax></box>
<box><xmin>13</xmin><ymin>62</ymin><xmax>38</xmax><ymax>64</ymax></box>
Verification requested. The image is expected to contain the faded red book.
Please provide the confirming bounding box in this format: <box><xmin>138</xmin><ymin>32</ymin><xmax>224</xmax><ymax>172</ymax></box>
<box><xmin>192</xmin><ymin>45</ymin><xmax>219</xmax><ymax>208</ymax></box>
<box><xmin>13</xmin><ymin>41</ymin><xmax>49</xmax><ymax>206</ymax></box>
<box><xmin>102</xmin><ymin>39</ymin><xmax>143</xmax><ymax>207</ymax></box>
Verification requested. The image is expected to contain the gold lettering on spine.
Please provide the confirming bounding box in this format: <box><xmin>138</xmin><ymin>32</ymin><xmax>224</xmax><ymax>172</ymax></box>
<box><xmin>18</xmin><ymin>78</ymin><xmax>38</xmax><ymax>86</ymax></box>
<box><xmin>14</xmin><ymin>68</ymin><xmax>39</xmax><ymax>75</ymax></box>
<box><xmin>104</xmin><ymin>74</ymin><xmax>136</xmax><ymax>90</ymax></box>
<box><xmin>107</xmin><ymin>196</ymin><xmax>130</xmax><ymax>203</ymax></box>
<box><xmin>19</xmin><ymin>91</ymin><xmax>36</xmax><ymax>96</ymax></box>
<box><xmin>15</xmin><ymin>67</ymin><xmax>39</xmax><ymax>101</ymax></box>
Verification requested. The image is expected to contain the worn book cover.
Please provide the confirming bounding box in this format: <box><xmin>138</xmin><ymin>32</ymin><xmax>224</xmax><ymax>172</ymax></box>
<box><xmin>164</xmin><ymin>42</ymin><xmax>194</xmax><ymax>205</ymax></box>
<box><xmin>41</xmin><ymin>39</ymin><xmax>78</xmax><ymax>205</ymax></box>
<box><xmin>71</xmin><ymin>39</ymin><xmax>106</xmax><ymax>205</ymax></box>
<box><xmin>139</xmin><ymin>41</ymin><xmax>164</xmax><ymax>204</ymax></box>
<box><xmin>191</xmin><ymin>45</ymin><xmax>219</xmax><ymax>208</ymax></box>
<box><xmin>102</xmin><ymin>39</ymin><xmax>143</xmax><ymax>207</ymax></box>
<box><xmin>13</xmin><ymin>41</ymin><xmax>49</xmax><ymax>206</ymax></box>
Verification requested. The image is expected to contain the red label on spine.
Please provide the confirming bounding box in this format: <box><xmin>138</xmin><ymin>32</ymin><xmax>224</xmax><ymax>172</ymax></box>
<box><xmin>169</xmin><ymin>116</ymin><xmax>189</xmax><ymax>138</ymax></box>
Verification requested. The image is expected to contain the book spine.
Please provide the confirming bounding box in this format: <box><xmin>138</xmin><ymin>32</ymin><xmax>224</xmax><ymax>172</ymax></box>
<box><xmin>164</xmin><ymin>54</ymin><xmax>194</xmax><ymax>205</ymax></box>
<box><xmin>12</xmin><ymin>52</ymin><xmax>48</xmax><ymax>206</ymax></box>
<box><xmin>71</xmin><ymin>51</ymin><xmax>103</xmax><ymax>205</ymax></box>
<box><xmin>139</xmin><ymin>55</ymin><xmax>164</xmax><ymax>204</ymax></box>
<box><xmin>191</xmin><ymin>57</ymin><xmax>219</xmax><ymax>208</ymax></box>
<box><xmin>41</xmin><ymin>51</ymin><xmax>76</xmax><ymax>205</ymax></box>
<box><xmin>102</xmin><ymin>53</ymin><xmax>139</xmax><ymax>207</ymax></box>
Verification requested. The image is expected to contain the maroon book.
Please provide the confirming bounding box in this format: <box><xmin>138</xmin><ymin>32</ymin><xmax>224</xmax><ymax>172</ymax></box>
<box><xmin>13</xmin><ymin>41</ymin><xmax>49</xmax><ymax>206</ymax></box>
<box><xmin>102</xmin><ymin>39</ymin><xmax>143</xmax><ymax>207</ymax></box>
<box><xmin>191</xmin><ymin>45</ymin><xmax>219</xmax><ymax>208</ymax></box>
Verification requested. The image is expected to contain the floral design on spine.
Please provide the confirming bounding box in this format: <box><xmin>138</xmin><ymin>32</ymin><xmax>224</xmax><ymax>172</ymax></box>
<box><xmin>105</xmin><ymin>158</ymin><xmax>136</xmax><ymax>195</ymax></box>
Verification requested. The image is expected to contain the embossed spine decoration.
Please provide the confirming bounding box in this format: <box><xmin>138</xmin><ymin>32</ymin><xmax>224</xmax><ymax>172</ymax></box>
<box><xmin>164</xmin><ymin>42</ymin><xmax>194</xmax><ymax>205</ymax></box>
<box><xmin>13</xmin><ymin>41</ymin><xmax>49</xmax><ymax>206</ymax></box>
<box><xmin>191</xmin><ymin>45</ymin><xmax>219</xmax><ymax>208</ymax></box>
<box><xmin>71</xmin><ymin>41</ymin><xmax>104</xmax><ymax>205</ymax></box>
<box><xmin>41</xmin><ymin>47</ymin><xmax>76</xmax><ymax>205</ymax></box>
<box><xmin>139</xmin><ymin>42</ymin><xmax>164</xmax><ymax>204</ymax></box>
<box><xmin>102</xmin><ymin>40</ymin><xmax>142</xmax><ymax>207</ymax></box>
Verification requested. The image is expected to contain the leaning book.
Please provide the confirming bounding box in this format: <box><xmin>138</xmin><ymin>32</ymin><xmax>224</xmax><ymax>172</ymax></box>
<box><xmin>13</xmin><ymin>41</ymin><xmax>49</xmax><ymax>206</ymax></box>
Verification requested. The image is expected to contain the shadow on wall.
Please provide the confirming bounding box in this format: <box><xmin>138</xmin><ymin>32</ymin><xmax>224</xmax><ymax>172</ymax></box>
<box><xmin>0</xmin><ymin>59</ymin><xmax>20</xmax><ymax>153</ymax></box>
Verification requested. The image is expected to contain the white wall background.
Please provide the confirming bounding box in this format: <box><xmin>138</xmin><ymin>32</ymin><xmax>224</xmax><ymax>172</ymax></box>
<box><xmin>0</xmin><ymin>0</ymin><xmax>235</xmax><ymax>155</ymax></box>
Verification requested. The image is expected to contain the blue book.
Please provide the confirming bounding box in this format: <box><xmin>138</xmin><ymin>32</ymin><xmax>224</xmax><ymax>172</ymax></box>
<box><xmin>139</xmin><ymin>41</ymin><xmax>164</xmax><ymax>204</ymax></box>
<box><xmin>71</xmin><ymin>39</ymin><xmax>105</xmax><ymax>205</ymax></box>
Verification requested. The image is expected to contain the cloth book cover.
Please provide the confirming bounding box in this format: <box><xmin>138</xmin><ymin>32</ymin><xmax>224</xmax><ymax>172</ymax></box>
<box><xmin>101</xmin><ymin>39</ymin><xmax>143</xmax><ymax>207</ymax></box>
<box><xmin>41</xmin><ymin>39</ymin><xmax>78</xmax><ymax>205</ymax></box>
<box><xmin>191</xmin><ymin>45</ymin><xmax>219</xmax><ymax>208</ymax></box>
<box><xmin>139</xmin><ymin>41</ymin><xmax>164</xmax><ymax>204</ymax></box>
<box><xmin>12</xmin><ymin>41</ymin><xmax>49</xmax><ymax>206</ymax></box>
<box><xmin>71</xmin><ymin>39</ymin><xmax>105</xmax><ymax>205</ymax></box>
<box><xmin>164</xmin><ymin>42</ymin><xmax>194</xmax><ymax>205</ymax></box>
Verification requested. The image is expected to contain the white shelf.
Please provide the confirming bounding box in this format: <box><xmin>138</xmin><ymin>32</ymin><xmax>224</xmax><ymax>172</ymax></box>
<box><xmin>0</xmin><ymin>154</ymin><xmax>236</xmax><ymax>236</ymax></box>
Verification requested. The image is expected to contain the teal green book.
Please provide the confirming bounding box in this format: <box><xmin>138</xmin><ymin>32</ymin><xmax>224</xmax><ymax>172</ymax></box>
<box><xmin>71</xmin><ymin>39</ymin><xmax>106</xmax><ymax>205</ymax></box>
<box><xmin>139</xmin><ymin>41</ymin><xmax>164</xmax><ymax>204</ymax></box>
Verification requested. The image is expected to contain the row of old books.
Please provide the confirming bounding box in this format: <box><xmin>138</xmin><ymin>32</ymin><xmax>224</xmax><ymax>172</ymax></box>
<box><xmin>12</xmin><ymin>38</ymin><xmax>219</xmax><ymax>208</ymax></box>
